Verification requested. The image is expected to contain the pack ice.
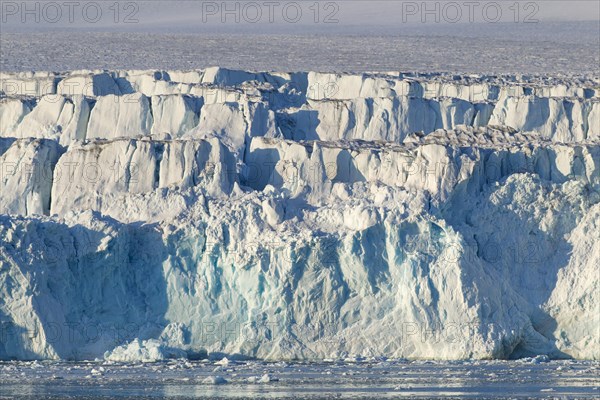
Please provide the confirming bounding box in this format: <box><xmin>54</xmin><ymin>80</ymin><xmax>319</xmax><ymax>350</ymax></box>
<box><xmin>0</xmin><ymin>68</ymin><xmax>598</xmax><ymax>361</ymax></box>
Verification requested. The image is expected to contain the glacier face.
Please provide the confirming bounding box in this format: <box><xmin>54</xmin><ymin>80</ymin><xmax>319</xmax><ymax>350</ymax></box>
<box><xmin>0</xmin><ymin>68</ymin><xmax>598</xmax><ymax>361</ymax></box>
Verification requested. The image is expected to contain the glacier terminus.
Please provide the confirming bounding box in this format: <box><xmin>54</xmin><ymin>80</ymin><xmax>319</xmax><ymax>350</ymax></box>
<box><xmin>0</xmin><ymin>68</ymin><xmax>598</xmax><ymax>363</ymax></box>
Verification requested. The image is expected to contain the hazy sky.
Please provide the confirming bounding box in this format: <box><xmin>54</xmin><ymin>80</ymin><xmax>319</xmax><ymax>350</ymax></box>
<box><xmin>1</xmin><ymin>0</ymin><xmax>599</xmax><ymax>31</ymax></box>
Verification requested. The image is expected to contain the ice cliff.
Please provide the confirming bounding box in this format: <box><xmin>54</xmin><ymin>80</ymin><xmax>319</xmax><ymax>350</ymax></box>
<box><xmin>0</xmin><ymin>68</ymin><xmax>598</xmax><ymax>361</ymax></box>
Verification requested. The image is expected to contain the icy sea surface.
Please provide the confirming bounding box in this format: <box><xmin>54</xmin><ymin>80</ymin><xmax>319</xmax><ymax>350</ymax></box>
<box><xmin>1</xmin><ymin>22</ymin><xmax>599</xmax><ymax>74</ymax></box>
<box><xmin>1</xmin><ymin>359</ymin><xmax>599</xmax><ymax>399</ymax></box>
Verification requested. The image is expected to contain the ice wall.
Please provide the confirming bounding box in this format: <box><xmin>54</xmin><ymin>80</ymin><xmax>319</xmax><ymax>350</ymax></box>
<box><xmin>0</xmin><ymin>69</ymin><xmax>598</xmax><ymax>361</ymax></box>
<box><xmin>0</xmin><ymin>138</ymin><xmax>61</xmax><ymax>216</ymax></box>
<box><xmin>2</xmin><ymin>69</ymin><xmax>598</xmax><ymax>146</ymax></box>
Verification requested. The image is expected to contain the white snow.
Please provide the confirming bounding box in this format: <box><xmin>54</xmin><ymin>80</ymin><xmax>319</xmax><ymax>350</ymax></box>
<box><xmin>0</xmin><ymin>69</ymin><xmax>598</xmax><ymax>362</ymax></box>
<box><xmin>151</xmin><ymin>95</ymin><xmax>198</xmax><ymax>138</ymax></box>
<box><xmin>0</xmin><ymin>138</ymin><xmax>61</xmax><ymax>215</ymax></box>
<box><xmin>3</xmin><ymin>69</ymin><xmax>597</xmax><ymax>148</ymax></box>
<box><xmin>0</xmin><ymin>98</ymin><xmax>31</xmax><ymax>134</ymax></box>
<box><xmin>202</xmin><ymin>375</ymin><xmax>228</xmax><ymax>385</ymax></box>
<box><xmin>86</xmin><ymin>93</ymin><xmax>153</xmax><ymax>140</ymax></box>
<box><xmin>10</xmin><ymin>95</ymin><xmax>90</xmax><ymax>144</ymax></box>
<box><xmin>104</xmin><ymin>338</ymin><xmax>186</xmax><ymax>363</ymax></box>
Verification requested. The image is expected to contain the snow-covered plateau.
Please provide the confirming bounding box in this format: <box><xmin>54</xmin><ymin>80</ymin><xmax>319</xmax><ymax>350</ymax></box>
<box><xmin>0</xmin><ymin>68</ymin><xmax>598</xmax><ymax>362</ymax></box>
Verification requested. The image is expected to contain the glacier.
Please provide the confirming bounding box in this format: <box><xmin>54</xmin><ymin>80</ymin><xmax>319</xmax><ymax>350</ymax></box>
<box><xmin>0</xmin><ymin>68</ymin><xmax>598</xmax><ymax>361</ymax></box>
